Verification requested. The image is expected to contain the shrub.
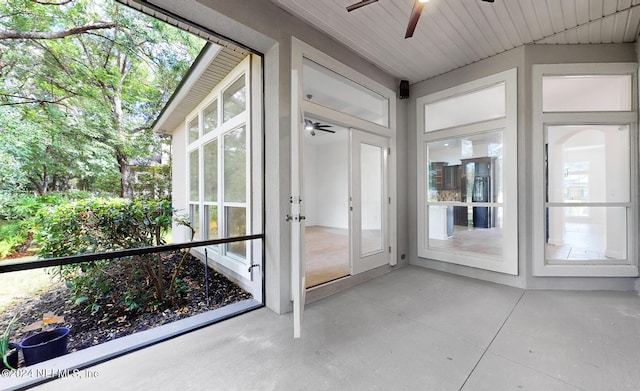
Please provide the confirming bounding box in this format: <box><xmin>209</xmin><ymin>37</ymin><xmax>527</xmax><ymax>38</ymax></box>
<box><xmin>0</xmin><ymin>191</ymin><xmax>99</xmax><ymax>258</ymax></box>
<box><xmin>39</xmin><ymin>198</ymin><xmax>192</xmax><ymax>313</ymax></box>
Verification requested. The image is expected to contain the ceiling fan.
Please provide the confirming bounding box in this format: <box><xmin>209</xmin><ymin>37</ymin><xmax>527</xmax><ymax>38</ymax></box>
<box><xmin>347</xmin><ymin>0</ymin><xmax>495</xmax><ymax>38</ymax></box>
<box><xmin>304</xmin><ymin>119</ymin><xmax>335</xmax><ymax>136</ymax></box>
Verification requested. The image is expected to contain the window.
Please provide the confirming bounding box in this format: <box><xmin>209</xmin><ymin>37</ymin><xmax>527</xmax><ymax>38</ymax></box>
<box><xmin>223</xmin><ymin>77</ymin><xmax>246</xmax><ymax>122</ymax></box>
<box><xmin>188</xmin><ymin>117</ymin><xmax>199</xmax><ymax>143</ymax></box>
<box><xmin>416</xmin><ymin>69</ymin><xmax>518</xmax><ymax>275</ymax></box>
<box><xmin>542</xmin><ymin>75</ymin><xmax>632</xmax><ymax>112</ymax></box>
<box><xmin>425</xmin><ymin>82</ymin><xmax>506</xmax><ymax>132</ymax></box>
<box><xmin>302</xmin><ymin>58</ymin><xmax>389</xmax><ymax>127</ymax></box>
<box><xmin>533</xmin><ymin>63</ymin><xmax>637</xmax><ymax>277</ymax></box>
<box><xmin>186</xmin><ymin>58</ymin><xmax>251</xmax><ymax>278</ymax></box>
<box><xmin>203</xmin><ymin>100</ymin><xmax>218</xmax><ymax>135</ymax></box>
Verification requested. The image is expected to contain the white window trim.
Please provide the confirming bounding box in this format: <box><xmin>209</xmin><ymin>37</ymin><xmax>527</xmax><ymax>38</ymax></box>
<box><xmin>185</xmin><ymin>56</ymin><xmax>252</xmax><ymax>279</ymax></box>
<box><xmin>291</xmin><ymin>37</ymin><xmax>398</xmax><ymax>268</ymax></box>
<box><xmin>532</xmin><ymin>63</ymin><xmax>638</xmax><ymax>277</ymax></box>
<box><xmin>416</xmin><ymin>68</ymin><xmax>518</xmax><ymax>275</ymax></box>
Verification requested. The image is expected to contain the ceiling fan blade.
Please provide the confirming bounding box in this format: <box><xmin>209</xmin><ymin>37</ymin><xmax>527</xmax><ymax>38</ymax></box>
<box><xmin>346</xmin><ymin>0</ymin><xmax>378</xmax><ymax>12</ymax></box>
<box><xmin>482</xmin><ymin>0</ymin><xmax>495</xmax><ymax>2</ymax></box>
<box><xmin>405</xmin><ymin>0</ymin><xmax>425</xmax><ymax>39</ymax></box>
<box><xmin>317</xmin><ymin>128</ymin><xmax>336</xmax><ymax>133</ymax></box>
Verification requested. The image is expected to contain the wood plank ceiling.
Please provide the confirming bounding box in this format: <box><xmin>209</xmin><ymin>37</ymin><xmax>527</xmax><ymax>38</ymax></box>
<box><xmin>272</xmin><ymin>0</ymin><xmax>640</xmax><ymax>83</ymax></box>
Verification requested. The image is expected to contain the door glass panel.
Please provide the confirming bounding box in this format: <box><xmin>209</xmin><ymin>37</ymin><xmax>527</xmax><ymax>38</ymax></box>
<box><xmin>546</xmin><ymin>125</ymin><xmax>630</xmax><ymax>203</ymax></box>
<box><xmin>543</xmin><ymin>75</ymin><xmax>631</xmax><ymax>112</ymax></box>
<box><xmin>223</xmin><ymin>76</ymin><xmax>246</xmax><ymax>122</ymax></box>
<box><xmin>425</xmin><ymin>83</ymin><xmax>505</xmax><ymax>132</ymax></box>
<box><xmin>360</xmin><ymin>143</ymin><xmax>383</xmax><ymax>254</ymax></box>
<box><xmin>546</xmin><ymin>207</ymin><xmax>627</xmax><ymax>261</ymax></box>
<box><xmin>226</xmin><ymin>206</ymin><xmax>246</xmax><ymax>257</ymax></box>
<box><xmin>203</xmin><ymin>139</ymin><xmax>218</xmax><ymax>202</ymax></box>
<box><xmin>224</xmin><ymin>127</ymin><xmax>246</xmax><ymax>202</ymax></box>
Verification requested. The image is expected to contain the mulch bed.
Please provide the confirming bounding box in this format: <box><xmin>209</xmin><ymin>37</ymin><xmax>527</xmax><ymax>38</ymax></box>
<box><xmin>0</xmin><ymin>253</ymin><xmax>252</xmax><ymax>354</ymax></box>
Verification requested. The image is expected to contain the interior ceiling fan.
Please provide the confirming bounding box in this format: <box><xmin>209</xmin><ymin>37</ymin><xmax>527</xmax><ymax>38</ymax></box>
<box><xmin>347</xmin><ymin>0</ymin><xmax>495</xmax><ymax>38</ymax></box>
<box><xmin>304</xmin><ymin>119</ymin><xmax>335</xmax><ymax>136</ymax></box>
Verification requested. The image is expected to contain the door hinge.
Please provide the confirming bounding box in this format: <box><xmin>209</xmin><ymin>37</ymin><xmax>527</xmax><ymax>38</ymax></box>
<box><xmin>389</xmin><ymin>197</ymin><xmax>391</xmax><ymax>204</ymax></box>
<box><xmin>388</xmin><ymin>147</ymin><xmax>391</xmax><ymax>155</ymax></box>
<box><xmin>389</xmin><ymin>246</ymin><xmax>392</xmax><ymax>253</ymax></box>
<box><xmin>286</xmin><ymin>214</ymin><xmax>306</xmax><ymax>222</ymax></box>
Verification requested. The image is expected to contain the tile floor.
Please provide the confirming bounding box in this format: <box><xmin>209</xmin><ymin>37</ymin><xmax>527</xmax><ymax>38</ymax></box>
<box><xmin>30</xmin><ymin>266</ymin><xmax>640</xmax><ymax>391</ymax></box>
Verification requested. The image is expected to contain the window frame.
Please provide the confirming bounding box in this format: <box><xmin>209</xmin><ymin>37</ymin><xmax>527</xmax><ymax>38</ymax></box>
<box><xmin>416</xmin><ymin>68</ymin><xmax>518</xmax><ymax>275</ymax></box>
<box><xmin>185</xmin><ymin>56</ymin><xmax>252</xmax><ymax>278</ymax></box>
<box><xmin>532</xmin><ymin>63</ymin><xmax>638</xmax><ymax>277</ymax></box>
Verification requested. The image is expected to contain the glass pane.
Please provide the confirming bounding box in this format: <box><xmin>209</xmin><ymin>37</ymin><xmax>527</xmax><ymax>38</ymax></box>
<box><xmin>188</xmin><ymin>117</ymin><xmax>199</xmax><ymax>143</ymax></box>
<box><xmin>203</xmin><ymin>139</ymin><xmax>218</xmax><ymax>202</ymax></box>
<box><xmin>429</xmin><ymin>206</ymin><xmax>503</xmax><ymax>257</ymax></box>
<box><xmin>361</xmin><ymin>143</ymin><xmax>383</xmax><ymax>254</ymax></box>
<box><xmin>224</xmin><ymin>127</ymin><xmax>246</xmax><ymax>203</ymax></box>
<box><xmin>426</xmin><ymin>131</ymin><xmax>503</xmax><ymax>204</ymax></box>
<box><xmin>189</xmin><ymin>149</ymin><xmax>199</xmax><ymax>202</ymax></box>
<box><xmin>226</xmin><ymin>207</ymin><xmax>246</xmax><ymax>257</ymax></box>
<box><xmin>203</xmin><ymin>100</ymin><xmax>218</xmax><ymax>135</ymax></box>
<box><xmin>189</xmin><ymin>204</ymin><xmax>200</xmax><ymax>241</ymax></box>
<box><xmin>303</xmin><ymin>58</ymin><xmax>389</xmax><ymax>127</ymax></box>
<box><xmin>205</xmin><ymin>205</ymin><xmax>218</xmax><ymax>240</ymax></box>
<box><xmin>543</xmin><ymin>75</ymin><xmax>631</xmax><ymax>112</ymax></box>
<box><xmin>425</xmin><ymin>83</ymin><xmax>505</xmax><ymax>132</ymax></box>
<box><xmin>223</xmin><ymin>76</ymin><xmax>246</xmax><ymax>122</ymax></box>
<box><xmin>546</xmin><ymin>125</ymin><xmax>630</xmax><ymax>203</ymax></box>
<box><xmin>546</xmin><ymin>207</ymin><xmax>627</xmax><ymax>261</ymax></box>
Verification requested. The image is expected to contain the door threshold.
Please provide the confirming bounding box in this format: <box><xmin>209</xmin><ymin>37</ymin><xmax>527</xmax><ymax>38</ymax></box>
<box><xmin>305</xmin><ymin>264</ymin><xmax>394</xmax><ymax>304</ymax></box>
<box><xmin>306</xmin><ymin>274</ymin><xmax>350</xmax><ymax>290</ymax></box>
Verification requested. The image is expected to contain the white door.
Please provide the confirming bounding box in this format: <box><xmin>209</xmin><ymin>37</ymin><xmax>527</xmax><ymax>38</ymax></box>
<box><xmin>291</xmin><ymin>71</ymin><xmax>305</xmax><ymax>338</ymax></box>
<box><xmin>350</xmin><ymin>130</ymin><xmax>390</xmax><ymax>275</ymax></box>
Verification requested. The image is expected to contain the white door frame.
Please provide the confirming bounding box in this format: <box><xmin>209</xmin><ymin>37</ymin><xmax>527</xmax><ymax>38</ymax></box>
<box><xmin>290</xmin><ymin>37</ymin><xmax>397</xmax><ymax>338</ymax></box>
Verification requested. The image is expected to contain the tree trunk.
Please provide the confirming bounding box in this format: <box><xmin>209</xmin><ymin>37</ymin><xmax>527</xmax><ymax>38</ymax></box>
<box><xmin>117</xmin><ymin>152</ymin><xmax>134</xmax><ymax>199</ymax></box>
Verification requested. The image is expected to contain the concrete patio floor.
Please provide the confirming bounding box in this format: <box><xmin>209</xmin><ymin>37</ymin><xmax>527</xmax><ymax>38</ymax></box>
<box><xmin>29</xmin><ymin>266</ymin><xmax>640</xmax><ymax>390</ymax></box>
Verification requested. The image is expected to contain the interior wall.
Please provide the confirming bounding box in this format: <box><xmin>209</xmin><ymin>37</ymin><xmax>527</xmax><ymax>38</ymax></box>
<box><xmin>149</xmin><ymin>0</ymin><xmax>402</xmax><ymax>313</ymax></box>
<box><xmin>409</xmin><ymin>43</ymin><xmax>638</xmax><ymax>291</ymax></box>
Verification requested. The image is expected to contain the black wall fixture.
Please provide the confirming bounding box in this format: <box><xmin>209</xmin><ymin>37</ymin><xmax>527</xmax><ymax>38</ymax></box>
<box><xmin>399</xmin><ymin>80</ymin><xmax>410</xmax><ymax>99</ymax></box>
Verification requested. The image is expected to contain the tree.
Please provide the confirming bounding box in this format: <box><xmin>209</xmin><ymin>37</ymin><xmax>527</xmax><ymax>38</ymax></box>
<box><xmin>0</xmin><ymin>0</ymin><xmax>205</xmax><ymax>197</ymax></box>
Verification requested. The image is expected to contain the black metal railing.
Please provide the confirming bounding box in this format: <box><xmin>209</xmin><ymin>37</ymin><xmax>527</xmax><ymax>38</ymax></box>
<box><xmin>0</xmin><ymin>234</ymin><xmax>264</xmax><ymax>274</ymax></box>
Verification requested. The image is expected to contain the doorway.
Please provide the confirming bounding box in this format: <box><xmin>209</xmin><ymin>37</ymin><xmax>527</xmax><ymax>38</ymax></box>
<box><xmin>302</xmin><ymin>117</ymin><xmax>389</xmax><ymax>288</ymax></box>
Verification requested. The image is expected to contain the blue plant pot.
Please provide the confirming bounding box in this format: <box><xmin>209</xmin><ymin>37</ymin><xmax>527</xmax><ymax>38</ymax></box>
<box><xmin>19</xmin><ymin>327</ymin><xmax>70</xmax><ymax>366</ymax></box>
<box><xmin>1</xmin><ymin>342</ymin><xmax>19</xmax><ymax>370</ymax></box>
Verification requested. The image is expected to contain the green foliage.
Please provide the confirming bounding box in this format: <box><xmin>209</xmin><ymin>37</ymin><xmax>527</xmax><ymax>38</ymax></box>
<box><xmin>1</xmin><ymin>314</ymin><xmax>18</xmax><ymax>371</ymax></box>
<box><xmin>0</xmin><ymin>0</ymin><xmax>205</xmax><ymax>197</ymax></box>
<box><xmin>39</xmin><ymin>198</ymin><xmax>190</xmax><ymax>313</ymax></box>
<box><xmin>0</xmin><ymin>191</ymin><xmax>97</xmax><ymax>258</ymax></box>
